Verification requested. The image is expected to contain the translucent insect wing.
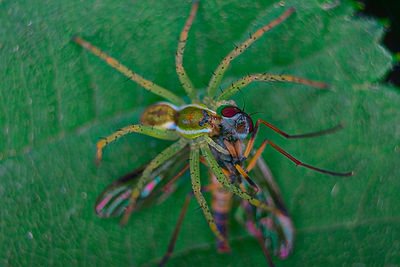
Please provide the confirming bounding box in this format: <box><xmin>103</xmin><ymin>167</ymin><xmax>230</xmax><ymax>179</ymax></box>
<box><xmin>236</xmin><ymin>156</ymin><xmax>294</xmax><ymax>259</ymax></box>
<box><xmin>95</xmin><ymin>148</ymin><xmax>189</xmax><ymax>218</ymax></box>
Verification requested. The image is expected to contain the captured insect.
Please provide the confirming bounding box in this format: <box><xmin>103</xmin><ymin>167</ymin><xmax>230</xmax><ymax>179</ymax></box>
<box><xmin>73</xmin><ymin>0</ymin><xmax>353</xmax><ymax>265</ymax></box>
<box><xmin>156</xmin><ymin>128</ymin><xmax>297</xmax><ymax>266</ymax></box>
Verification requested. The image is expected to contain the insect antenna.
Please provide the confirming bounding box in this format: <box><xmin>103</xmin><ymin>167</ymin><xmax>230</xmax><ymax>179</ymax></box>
<box><xmin>162</xmin><ymin>164</ymin><xmax>190</xmax><ymax>192</ymax></box>
<box><xmin>247</xmin><ymin>111</ymin><xmax>264</xmax><ymax>117</ymax></box>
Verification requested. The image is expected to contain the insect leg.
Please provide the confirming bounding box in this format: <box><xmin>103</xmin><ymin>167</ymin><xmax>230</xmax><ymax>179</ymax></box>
<box><xmin>120</xmin><ymin>139</ymin><xmax>188</xmax><ymax>226</ymax></box>
<box><xmin>200</xmin><ymin>143</ymin><xmax>281</xmax><ymax>214</ymax></box>
<box><xmin>72</xmin><ymin>36</ymin><xmax>185</xmax><ymax>106</ymax></box>
<box><xmin>242</xmin><ymin>151</ymin><xmax>294</xmax><ymax>260</ymax></box>
<box><xmin>244</xmin><ymin>119</ymin><xmax>344</xmax><ymax>158</ymax></box>
<box><xmin>217</xmin><ymin>73</ymin><xmax>328</xmax><ymax>101</ymax></box>
<box><xmin>234</xmin><ymin>164</ymin><xmax>260</xmax><ymax>193</ymax></box>
<box><xmin>222</xmin><ymin>140</ymin><xmax>259</xmax><ymax>192</ymax></box>
<box><xmin>207</xmin><ymin>8</ymin><xmax>295</xmax><ymax>98</ymax></box>
<box><xmin>175</xmin><ymin>0</ymin><xmax>199</xmax><ymax>101</ymax></box>
<box><xmin>159</xmin><ymin>183</ymin><xmax>218</xmax><ymax>266</ymax></box>
<box><xmin>162</xmin><ymin>164</ymin><xmax>190</xmax><ymax>192</ymax></box>
<box><xmin>250</xmin><ymin>139</ymin><xmax>353</xmax><ymax>176</ymax></box>
<box><xmin>159</xmin><ymin>192</ymin><xmax>191</xmax><ymax>267</ymax></box>
<box><xmin>204</xmin><ymin>135</ymin><xmax>230</xmax><ymax>155</ymax></box>
<box><xmin>246</xmin><ymin>140</ymin><xmax>266</xmax><ymax>171</ymax></box>
<box><xmin>190</xmin><ymin>146</ymin><xmax>228</xmax><ymax>245</ymax></box>
<box><xmin>96</xmin><ymin>124</ymin><xmax>179</xmax><ymax>163</ymax></box>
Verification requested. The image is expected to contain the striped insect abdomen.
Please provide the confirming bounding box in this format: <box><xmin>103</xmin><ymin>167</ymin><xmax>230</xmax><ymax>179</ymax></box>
<box><xmin>211</xmin><ymin>173</ymin><xmax>232</xmax><ymax>253</ymax></box>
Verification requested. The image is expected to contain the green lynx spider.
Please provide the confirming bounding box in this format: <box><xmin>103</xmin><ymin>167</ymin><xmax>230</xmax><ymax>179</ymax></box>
<box><xmin>73</xmin><ymin>1</ymin><xmax>347</xmax><ymax>246</ymax></box>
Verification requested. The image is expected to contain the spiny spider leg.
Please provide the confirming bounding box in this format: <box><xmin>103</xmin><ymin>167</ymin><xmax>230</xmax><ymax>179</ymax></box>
<box><xmin>176</xmin><ymin>0</ymin><xmax>199</xmax><ymax>101</ymax></box>
<box><xmin>207</xmin><ymin>8</ymin><xmax>295</xmax><ymax>98</ymax></box>
<box><xmin>72</xmin><ymin>36</ymin><xmax>185</xmax><ymax>106</ymax></box>
<box><xmin>244</xmin><ymin>119</ymin><xmax>344</xmax><ymax>158</ymax></box>
<box><xmin>217</xmin><ymin>73</ymin><xmax>328</xmax><ymax>101</ymax></box>
<box><xmin>95</xmin><ymin>124</ymin><xmax>179</xmax><ymax>163</ymax></box>
<box><xmin>189</xmin><ymin>147</ymin><xmax>228</xmax><ymax>244</ymax></box>
<box><xmin>120</xmin><ymin>139</ymin><xmax>188</xmax><ymax>226</ymax></box>
<box><xmin>200</xmin><ymin>143</ymin><xmax>282</xmax><ymax>214</ymax></box>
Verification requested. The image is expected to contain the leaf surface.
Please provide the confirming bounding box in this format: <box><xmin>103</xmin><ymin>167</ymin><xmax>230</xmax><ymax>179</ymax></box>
<box><xmin>1</xmin><ymin>0</ymin><xmax>398</xmax><ymax>266</ymax></box>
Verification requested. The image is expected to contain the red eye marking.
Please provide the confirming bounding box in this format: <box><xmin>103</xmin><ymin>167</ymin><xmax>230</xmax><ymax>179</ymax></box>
<box><xmin>221</xmin><ymin>106</ymin><xmax>241</xmax><ymax>118</ymax></box>
<box><xmin>247</xmin><ymin>117</ymin><xmax>254</xmax><ymax>133</ymax></box>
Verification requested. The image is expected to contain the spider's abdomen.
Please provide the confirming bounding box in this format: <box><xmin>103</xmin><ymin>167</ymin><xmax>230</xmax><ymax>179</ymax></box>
<box><xmin>176</xmin><ymin>104</ymin><xmax>221</xmax><ymax>139</ymax></box>
<box><xmin>140</xmin><ymin>102</ymin><xmax>179</xmax><ymax>130</ymax></box>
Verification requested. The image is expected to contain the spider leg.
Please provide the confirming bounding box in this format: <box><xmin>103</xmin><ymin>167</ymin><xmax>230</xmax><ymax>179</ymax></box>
<box><xmin>217</xmin><ymin>73</ymin><xmax>328</xmax><ymax>100</ymax></box>
<box><xmin>175</xmin><ymin>0</ymin><xmax>199</xmax><ymax>101</ymax></box>
<box><xmin>96</xmin><ymin>124</ymin><xmax>179</xmax><ymax>163</ymax></box>
<box><xmin>120</xmin><ymin>139</ymin><xmax>188</xmax><ymax>226</ymax></box>
<box><xmin>200</xmin><ymin>143</ymin><xmax>281</xmax><ymax>214</ymax></box>
<box><xmin>189</xmin><ymin>146</ymin><xmax>228</xmax><ymax>244</ymax></box>
<box><xmin>206</xmin><ymin>8</ymin><xmax>295</xmax><ymax>98</ymax></box>
<box><xmin>72</xmin><ymin>36</ymin><xmax>185</xmax><ymax>106</ymax></box>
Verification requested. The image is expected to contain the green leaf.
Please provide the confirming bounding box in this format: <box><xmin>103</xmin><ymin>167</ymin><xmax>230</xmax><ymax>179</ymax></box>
<box><xmin>1</xmin><ymin>0</ymin><xmax>398</xmax><ymax>266</ymax></box>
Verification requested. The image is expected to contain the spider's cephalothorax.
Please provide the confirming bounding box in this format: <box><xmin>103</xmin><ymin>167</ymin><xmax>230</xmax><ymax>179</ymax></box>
<box><xmin>73</xmin><ymin>1</ymin><xmax>353</xmax><ymax>265</ymax></box>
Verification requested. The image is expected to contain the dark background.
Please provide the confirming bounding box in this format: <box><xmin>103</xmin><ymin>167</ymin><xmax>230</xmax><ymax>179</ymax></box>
<box><xmin>359</xmin><ymin>0</ymin><xmax>400</xmax><ymax>86</ymax></box>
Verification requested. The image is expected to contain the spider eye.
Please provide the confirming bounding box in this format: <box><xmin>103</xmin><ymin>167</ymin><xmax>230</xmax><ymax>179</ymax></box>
<box><xmin>221</xmin><ymin>106</ymin><xmax>241</xmax><ymax>118</ymax></box>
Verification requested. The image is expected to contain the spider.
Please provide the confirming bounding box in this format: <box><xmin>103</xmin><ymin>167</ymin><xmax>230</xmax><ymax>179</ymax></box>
<box><xmin>73</xmin><ymin>0</ymin><xmax>353</xmax><ymax>265</ymax></box>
